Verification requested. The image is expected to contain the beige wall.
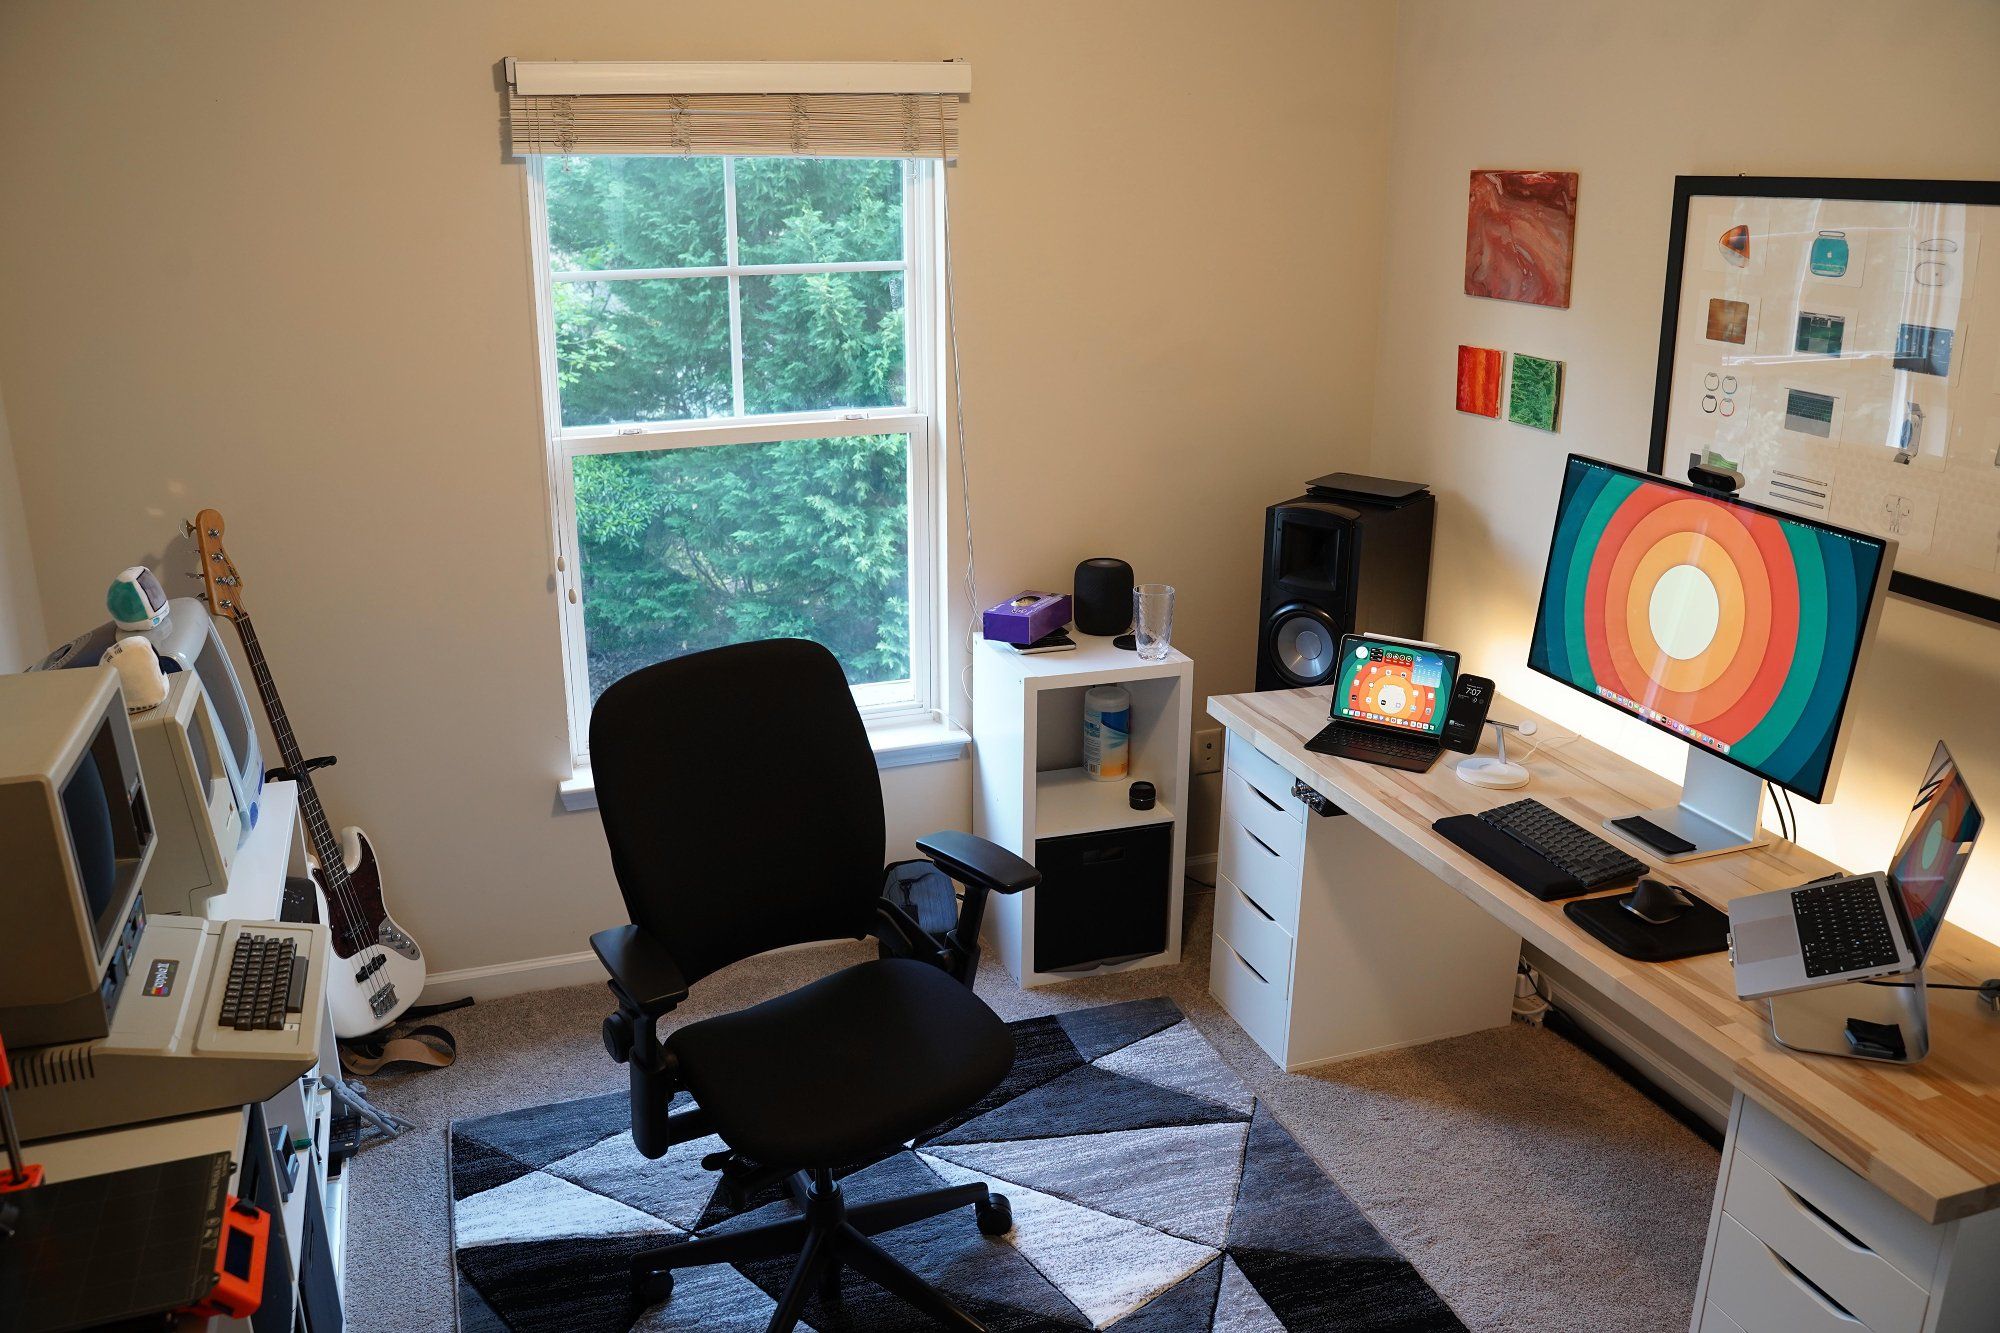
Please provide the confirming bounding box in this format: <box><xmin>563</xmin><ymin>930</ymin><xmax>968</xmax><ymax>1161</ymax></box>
<box><xmin>0</xmin><ymin>2</ymin><xmax>1395</xmax><ymax>976</ymax></box>
<box><xmin>1373</xmin><ymin>0</ymin><xmax>2000</xmax><ymax>942</ymax></box>
<box><xmin>0</xmin><ymin>388</ymin><xmax>47</xmax><ymax>672</ymax></box>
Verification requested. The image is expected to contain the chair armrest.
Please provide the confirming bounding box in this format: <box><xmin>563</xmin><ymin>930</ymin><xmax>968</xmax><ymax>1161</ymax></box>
<box><xmin>590</xmin><ymin>924</ymin><xmax>691</xmax><ymax>1019</ymax></box>
<box><xmin>915</xmin><ymin>831</ymin><xmax>1041</xmax><ymax>895</ymax></box>
<box><xmin>914</xmin><ymin>831</ymin><xmax>1042</xmax><ymax>987</ymax></box>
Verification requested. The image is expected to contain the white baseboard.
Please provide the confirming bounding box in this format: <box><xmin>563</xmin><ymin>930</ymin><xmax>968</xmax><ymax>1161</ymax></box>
<box><xmin>419</xmin><ymin>937</ymin><xmax>856</xmax><ymax>1007</ymax></box>
<box><xmin>419</xmin><ymin>950</ymin><xmax>604</xmax><ymax>1005</ymax></box>
<box><xmin>1525</xmin><ymin>944</ymin><xmax>1731</xmax><ymax>1131</ymax></box>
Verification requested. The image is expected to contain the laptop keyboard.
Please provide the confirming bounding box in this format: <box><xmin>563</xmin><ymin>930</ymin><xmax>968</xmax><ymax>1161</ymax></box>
<box><xmin>1793</xmin><ymin>878</ymin><xmax>1901</xmax><ymax>978</ymax></box>
<box><xmin>1476</xmin><ymin>798</ymin><xmax>1649</xmax><ymax>891</ymax></box>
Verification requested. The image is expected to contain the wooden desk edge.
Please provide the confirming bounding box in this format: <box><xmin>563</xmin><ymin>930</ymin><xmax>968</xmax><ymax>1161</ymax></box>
<box><xmin>1207</xmin><ymin>689</ymin><xmax>2000</xmax><ymax>1226</ymax></box>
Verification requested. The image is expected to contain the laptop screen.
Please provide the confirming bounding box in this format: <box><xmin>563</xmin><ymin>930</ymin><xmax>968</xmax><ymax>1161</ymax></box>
<box><xmin>1889</xmin><ymin>742</ymin><xmax>1983</xmax><ymax>960</ymax></box>
<box><xmin>1331</xmin><ymin>635</ymin><xmax>1458</xmax><ymax>738</ymax></box>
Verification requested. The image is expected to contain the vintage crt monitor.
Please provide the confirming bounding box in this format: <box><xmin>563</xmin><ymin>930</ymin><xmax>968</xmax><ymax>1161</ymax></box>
<box><xmin>0</xmin><ymin>669</ymin><xmax>327</xmax><ymax>1142</ymax></box>
<box><xmin>0</xmin><ymin>667</ymin><xmax>156</xmax><ymax>1049</ymax></box>
<box><xmin>1527</xmin><ymin>454</ymin><xmax>1893</xmax><ymax>860</ymax></box>
<box><xmin>131</xmin><ymin>671</ymin><xmax>243</xmax><ymax>915</ymax></box>
<box><xmin>36</xmin><ymin>594</ymin><xmax>264</xmax><ymax>837</ymax></box>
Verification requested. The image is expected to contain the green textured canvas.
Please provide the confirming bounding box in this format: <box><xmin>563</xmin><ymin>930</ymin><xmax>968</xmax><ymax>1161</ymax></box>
<box><xmin>1508</xmin><ymin>353</ymin><xmax>1564</xmax><ymax>431</ymax></box>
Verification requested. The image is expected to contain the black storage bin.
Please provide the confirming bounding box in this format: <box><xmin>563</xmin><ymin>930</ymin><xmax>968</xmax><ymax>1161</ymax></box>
<box><xmin>1033</xmin><ymin>822</ymin><xmax>1173</xmax><ymax>971</ymax></box>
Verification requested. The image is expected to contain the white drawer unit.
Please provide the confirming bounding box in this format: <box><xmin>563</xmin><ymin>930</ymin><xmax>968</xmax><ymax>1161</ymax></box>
<box><xmin>1209</xmin><ymin>929</ymin><xmax>1290</xmax><ymax>1058</ymax></box>
<box><xmin>1225</xmin><ymin>732</ymin><xmax>1306</xmax><ymax>823</ymax></box>
<box><xmin>1218</xmin><ymin>800</ymin><xmax>1302</xmax><ymax>933</ymax></box>
<box><xmin>1213</xmin><ymin>873</ymin><xmax>1294</xmax><ymax>990</ymax></box>
<box><xmin>1698</xmin><ymin>1302</ymin><xmax>1748</xmax><ymax>1333</ymax></box>
<box><xmin>1209</xmin><ymin>725</ymin><xmax>1520</xmax><ymax>1071</ymax></box>
<box><xmin>1693</xmin><ymin>1095</ymin><xmax>2000</xmax><ymax>1333</ymax></box>
<box><xmin>1707</xmin><ymin>1215</ymin><xmax>1871</xmax><ymax>1332</ymax></box>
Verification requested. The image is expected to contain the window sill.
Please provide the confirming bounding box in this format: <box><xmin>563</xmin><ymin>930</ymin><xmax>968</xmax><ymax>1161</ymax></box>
<box><xmin>557</xmin><ymin>719</ymin><xmax>969</xmax><ymax>812</ymax></box>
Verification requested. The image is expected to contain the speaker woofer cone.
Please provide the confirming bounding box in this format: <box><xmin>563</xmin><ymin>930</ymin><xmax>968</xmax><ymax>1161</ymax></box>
<box><xmin>1265</xmin><ymin>603</ymin><xmax>1341</xmax><ymax>685</ymax></box>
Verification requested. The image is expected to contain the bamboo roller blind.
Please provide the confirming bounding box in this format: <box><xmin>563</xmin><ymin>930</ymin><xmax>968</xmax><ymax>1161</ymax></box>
<box><xmin>507</xmin><ymin>92</ymin><xmax>958</xmax><ymax>159</ymax></box>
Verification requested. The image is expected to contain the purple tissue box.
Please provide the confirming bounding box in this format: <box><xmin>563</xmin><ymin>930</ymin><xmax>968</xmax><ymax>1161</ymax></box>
<box><xmin>982</xmin><ymin>591</ymin><xmax>1072</xmax><ymax>645</ymax></box>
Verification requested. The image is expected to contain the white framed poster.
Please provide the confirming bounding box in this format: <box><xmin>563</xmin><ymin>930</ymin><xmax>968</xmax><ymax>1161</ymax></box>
<box><xmin>1651</xmin><ymin>176</ymin><xmax>2000</xmax><ymax>623</ymax></box>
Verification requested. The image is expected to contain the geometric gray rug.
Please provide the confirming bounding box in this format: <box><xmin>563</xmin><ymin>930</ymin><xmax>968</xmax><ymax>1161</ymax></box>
<box><xmin>450</xmin><ymin>998</ymin><xmax>1466</xmax><ymax>1331</ymax></box>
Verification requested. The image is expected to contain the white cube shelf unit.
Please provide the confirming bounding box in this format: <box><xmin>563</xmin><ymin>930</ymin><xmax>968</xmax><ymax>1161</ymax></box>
<box><xmin>972</xmin><ymin>633</ymin><xmax>1193</xmax><ymax>987</ymax></box>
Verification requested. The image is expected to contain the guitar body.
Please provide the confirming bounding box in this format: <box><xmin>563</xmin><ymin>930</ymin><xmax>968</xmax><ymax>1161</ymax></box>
<box><xmin>309</xmin><ymin>826</ymin><xmax>427</xmax><ymax>1038</ymax></box>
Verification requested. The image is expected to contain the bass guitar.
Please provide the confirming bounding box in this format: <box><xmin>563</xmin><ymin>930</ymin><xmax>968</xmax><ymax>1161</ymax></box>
<box><xmin>193</xmin><ymin>508</ymin><xmax>425</xmax><ymax>1038</ymax></box>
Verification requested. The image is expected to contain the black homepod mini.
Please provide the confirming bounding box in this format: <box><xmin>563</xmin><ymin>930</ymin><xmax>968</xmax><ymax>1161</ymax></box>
<box><xmin>1255</xmin><ymin>475</ymin><xmax>1436</xmax><ymax>691</ymax></box>
<box><xmin>1073</xmin><ymin>557</ymin><xmax>1134</xmax><ymax>636</ymax></box>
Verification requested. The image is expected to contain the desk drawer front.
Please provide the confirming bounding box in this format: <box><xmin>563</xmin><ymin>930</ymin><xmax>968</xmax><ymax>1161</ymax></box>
<box><xmin>1213</xmin><ymin>873</ymin><xmax>1294</xmax><ymax>994</ymax></box>
<box><xmin>1698</xmin><ymin>1302</ymin><xmax>1747</xmax><ymax>1333</ymax></box>
<box><xmin>1709</xmin><ymin>1215</ymin><xmax>1872</xmax><ymax>1332</ymax></box>
<box><xmin>1218</xmin><ymin>814</ymin><xmax>1301</xmax><ymax>933</ymax></box>
<box><xmin>1225</xmin><ymin>734</ymin><xmax>1305</xmax><ymax>823</ymax></box>
<box><xmin>1733</xmin><ymin>1098</ymin><xmax>1944</xmax><ymax>1287</ymax></box>
<box><xmin>1209</xmin><ymin>930</ymin><xmax>1288</xmax><ymax>1063</ymax></box>
<box><xmin>1723</xmin><ymin>1152</ymin><xmax>1926</xmax><ymax>1333</ymax></box>
<box><xmin>1222</xmin><ymin>768</ymin><xmax>1306</xmax><ymax>861</ymax></box>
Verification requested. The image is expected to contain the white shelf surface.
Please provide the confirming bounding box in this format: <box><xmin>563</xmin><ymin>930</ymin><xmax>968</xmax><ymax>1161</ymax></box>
<box><xmin>982</xmin><ymin>633</ymin><xmax>1191</xmax><ymax>689</ymax></box>
<box><xmin>1034</xmin><ymin>766</ymin><xmax>1177</xmax><ymax>841</ymax></box>
<box><xmin>199</xmin><ymin>779</ymin><xmax>300</xmax><ymax>922</ymax></box>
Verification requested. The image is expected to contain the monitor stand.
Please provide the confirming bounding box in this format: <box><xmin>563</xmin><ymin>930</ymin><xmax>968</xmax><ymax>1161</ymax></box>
<box><xmin>1605</xmin><ymin>746</ymin><xmax>1770</xmax><ymax>863</ymax></box>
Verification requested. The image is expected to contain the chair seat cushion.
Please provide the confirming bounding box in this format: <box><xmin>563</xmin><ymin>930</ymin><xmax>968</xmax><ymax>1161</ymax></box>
<box><xmin>666</xmin><ymin>958</ymin><xmax>1015</xmax><ymax>1168</ymax></box>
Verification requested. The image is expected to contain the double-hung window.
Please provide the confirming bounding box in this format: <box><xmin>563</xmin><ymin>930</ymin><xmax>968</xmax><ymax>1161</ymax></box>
<box><xmin>528</xmin><ymin>154</ymin><xmax>942</xmax><ymax>762</ymax></box>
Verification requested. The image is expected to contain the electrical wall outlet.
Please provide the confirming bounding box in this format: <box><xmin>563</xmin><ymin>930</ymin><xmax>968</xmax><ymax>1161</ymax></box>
<box><xmin>1193</xmin><ymin>728</ymin><xmax>1222</xmax><ymax>774</ymax></box>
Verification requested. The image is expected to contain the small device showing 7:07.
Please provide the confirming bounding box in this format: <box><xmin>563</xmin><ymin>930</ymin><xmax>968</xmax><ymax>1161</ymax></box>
<box><xmin>1441</xmin><ymin>674</ymin><xmax>1496</xmax><ymax>754</ymax></box>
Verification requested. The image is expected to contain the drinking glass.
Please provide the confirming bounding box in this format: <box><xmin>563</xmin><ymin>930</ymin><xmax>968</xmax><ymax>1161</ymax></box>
<box><xmin>1134</xmin><ymin>584</ymin><xmax>1175</xmax><ymax>660</ymax></box>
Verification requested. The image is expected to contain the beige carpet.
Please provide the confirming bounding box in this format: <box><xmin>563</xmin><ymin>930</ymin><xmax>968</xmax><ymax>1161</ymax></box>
<box><xmin>344</xmin><ymin>892</ymin><xmax>1718</xmax><ymax>1332</ymax></box>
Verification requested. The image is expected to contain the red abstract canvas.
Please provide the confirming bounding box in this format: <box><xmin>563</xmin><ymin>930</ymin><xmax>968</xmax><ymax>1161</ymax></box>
<box><xmin>1464</xmin><ymin>170</ymin><xmax>1578</xmax><ymax>308</ymax></box>
<box><xmin>1456</xmin><ymin>345</ymin><xmax>1504</xmax><ymax>417</ymax></box>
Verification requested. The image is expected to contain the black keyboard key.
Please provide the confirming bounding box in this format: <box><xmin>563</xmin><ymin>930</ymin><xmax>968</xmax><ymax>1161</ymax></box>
<box><xmin>1793</xmin><ymin>879</ymin><xmax>1901</xmax><ymax>977</ymax></box>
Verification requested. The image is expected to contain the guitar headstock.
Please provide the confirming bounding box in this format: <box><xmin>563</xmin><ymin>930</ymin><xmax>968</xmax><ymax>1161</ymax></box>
<box><xmin>188</xmin><ymin>508</ymin><xmax>248</xmax><ymax>620</ymax></box>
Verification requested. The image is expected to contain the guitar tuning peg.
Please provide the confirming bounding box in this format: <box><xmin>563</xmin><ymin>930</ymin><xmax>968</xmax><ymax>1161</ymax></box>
<box><xmin>182</xmin><ymin>520</ymin><xmax>197</xmax><ymax>537</ymax></box>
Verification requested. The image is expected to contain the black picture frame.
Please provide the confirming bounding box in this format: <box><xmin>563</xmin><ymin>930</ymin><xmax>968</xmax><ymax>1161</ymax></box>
<box><xmin>1648</xmin><ymin>174</ymin><xmax>2000</xmax><ymax>626</ymax></box>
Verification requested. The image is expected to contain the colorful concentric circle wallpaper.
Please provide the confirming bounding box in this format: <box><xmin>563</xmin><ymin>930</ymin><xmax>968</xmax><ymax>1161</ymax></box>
<box><xmin>1530</xmin><ymin>456</ymin><xmax>1887</xmax><ymax>799</ymax></box>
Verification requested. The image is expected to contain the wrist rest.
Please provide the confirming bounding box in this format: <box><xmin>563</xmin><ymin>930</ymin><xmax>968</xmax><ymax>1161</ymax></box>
<box><xmin>1432</xmin><ymin>814</ymin><xmax>1590</xmax><ymax>901</ymax></box>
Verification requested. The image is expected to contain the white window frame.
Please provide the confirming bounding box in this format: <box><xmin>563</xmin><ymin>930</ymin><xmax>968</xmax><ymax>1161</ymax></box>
<box><xmin>526</xmin><ymin>155</ymin><xmax>946</xmax><ymax>769</ymax></box>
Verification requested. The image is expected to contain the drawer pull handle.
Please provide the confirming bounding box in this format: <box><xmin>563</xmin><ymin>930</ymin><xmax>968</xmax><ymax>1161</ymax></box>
<box><xmin>1226</xmin><ymin>941</ymin><xmax>1269</xmax><ymax>985</ymax></box>
<box><xmin>1768</xmin><ymin>1248</ymin><xmax>1861</xmax><ymax>1324</ymax></box>
<box><xmin>1779</xmin><ymin>1182</ymin><xmax>1870</xmax><ymax>1255</ymax></box>
<box><xmin>1248</xmin><ymin>782</ymin><xmax>1285</xmax><ymax>813</ymax></box>
<box><xmin>1236</xmin><ymin>886</ymin><xmax>1275</xmax><ymax>922</ymax></box>
<box><xmin>1245</xmin><ymin>829</ymin><xmax>1280</xmax><ymax>859</ymax></box>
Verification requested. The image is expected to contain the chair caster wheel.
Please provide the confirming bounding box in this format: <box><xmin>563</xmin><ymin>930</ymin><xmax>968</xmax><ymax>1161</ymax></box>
<box><xmin>635</xmin><ymin>1268</ymin><xmax>674</xmax><ymax>1302</ymax></box>
<box><xmin>976</xmin><ymin>1192</ymin><xmax>1013</xmax><ymax>1236</ymax></box>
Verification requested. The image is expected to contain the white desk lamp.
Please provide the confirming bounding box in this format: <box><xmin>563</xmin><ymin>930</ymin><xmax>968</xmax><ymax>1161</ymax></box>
<box><xmin>1456</xmin><ymin>718</ymin><xmax>1536</xmax><ymax>789</ymax></box>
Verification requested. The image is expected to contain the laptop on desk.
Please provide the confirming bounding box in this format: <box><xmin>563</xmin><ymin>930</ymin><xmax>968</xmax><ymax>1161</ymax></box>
<box><xmin>1304</xmin><ymin>633</ymin><xmax>1458</xmax><ymax>773</ymax></box>
<box><xmin>1731</xmin><ymin>742</ymin><xmax>1982</xmax><ymax>999</ymax></box>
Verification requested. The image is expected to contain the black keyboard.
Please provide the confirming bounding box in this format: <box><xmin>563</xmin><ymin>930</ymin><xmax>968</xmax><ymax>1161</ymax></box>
<box><xmin>220</xmin><ymin>932</ymin><xmax>307</xmax><ymax>1031</ymax></box>
<box><xmin>1339</xmin><ymin>728</ymin><xmax>1436</xmax><ymax>760</ymax></box>
<box><xmin>1793</xmin><ymin>878</ymin><xmax>1901</xmax><ymax>978</ymax></box>
<box><xmin>1477</xmin><ymin>799</ymin><xmax>1649</xmax><ymax>891</ymax></box>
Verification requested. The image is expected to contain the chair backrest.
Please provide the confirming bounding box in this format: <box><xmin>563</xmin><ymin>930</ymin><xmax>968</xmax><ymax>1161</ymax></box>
<box><xmin>589</xmin><ymin>638</ymin><xmax>887</xmax><ymax>986</ymax></box>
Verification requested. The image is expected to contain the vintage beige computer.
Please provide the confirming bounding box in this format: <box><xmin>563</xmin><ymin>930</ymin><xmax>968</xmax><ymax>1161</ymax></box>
<box><xmin>0</xmin><ymin>667</ymin><xmax>330</xmax><ymax>1141</ymax></box>
<box><xmin>131</xmin><ymin>671</ymin><xmax>243</xmax><ymax>915</ymax></box>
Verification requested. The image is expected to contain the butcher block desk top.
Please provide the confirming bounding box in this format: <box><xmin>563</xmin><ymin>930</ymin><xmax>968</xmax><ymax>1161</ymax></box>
<box><xmin>1209</xmin><ymin>686</ymin><xmax>2000</xmax><ymax>1225</ymax></box>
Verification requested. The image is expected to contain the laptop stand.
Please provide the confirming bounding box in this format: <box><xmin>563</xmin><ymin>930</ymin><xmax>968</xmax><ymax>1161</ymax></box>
<box><xmin>1767</xmin><ymin>964</ymin><xmax>1930</xmax><ymax>1064</ymax></box>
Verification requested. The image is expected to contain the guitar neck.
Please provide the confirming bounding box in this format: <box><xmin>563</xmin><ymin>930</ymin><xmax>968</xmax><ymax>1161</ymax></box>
<box><xmin>232</xmin><ymin>613</ymin><xmax>346</xmax><ymax>879</ymax></box>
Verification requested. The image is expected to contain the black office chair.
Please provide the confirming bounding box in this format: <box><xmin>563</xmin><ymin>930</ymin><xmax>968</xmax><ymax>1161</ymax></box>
<box><xmin>588</xmin><ymin>638</ymin><xmax>1041</xmax><ymax>1333</ymax></box>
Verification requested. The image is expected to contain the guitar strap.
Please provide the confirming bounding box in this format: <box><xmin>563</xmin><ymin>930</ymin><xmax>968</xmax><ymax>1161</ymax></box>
<box><xmin>338</xmin><ymin>1022</ymin><xmax>460</xmax><ymax>1077</ymax></box>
